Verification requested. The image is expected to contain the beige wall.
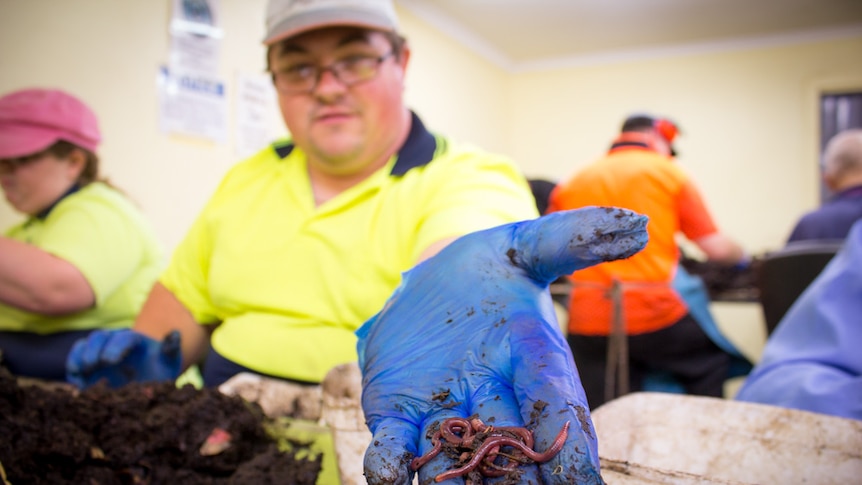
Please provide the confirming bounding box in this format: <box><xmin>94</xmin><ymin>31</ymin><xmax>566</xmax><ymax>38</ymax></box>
<box><xmin>0</xmin><ymin>0</ymin><xmax>280</xmax><ymax>252</ymax></box>
<box><xmin>398</xmin><ymin>8</ymin><xmax>511</xmax><ymax>156</ymax></box>
<box><xmin>0</xmin><ymin>1</ymin><xmax>511</xmax><ymax>253</ymax></box>
<box><xmin>1</xmin><ymin>0</ymin><xmax>861</xmax><ymax>260</ymax></box>
<box><xmin>508</xmin><ymin>37</ymin><xmax>862</xmax><ymax>253</ymax></box>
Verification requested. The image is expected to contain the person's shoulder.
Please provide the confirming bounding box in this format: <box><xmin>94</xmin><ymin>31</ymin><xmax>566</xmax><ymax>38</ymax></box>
<box><xmin>64</xmin><ymin>183</ymin><xmax>133</xmax><ymax>211</ymax></box>
<box><xmin>51</xmin><ymin>184</ymin><xmax>161</xmax><ymax>243</ymax></box>
<box><xmin>426</xmin><ymin>139</ymin><xmax>520</xmax><ymax>171</ymax></box>
<box><xmin>787</xmin><ymin>208</ymin><xmax>834</xmax><ymax>242</ymax></box>
<box><xmin>235</xmin><ymin>139</ymin><xmax>294</xmax><ymax>170</ymax></box>
<box><xmin>219</xmin><ymin>140</ymin><xmax>295</xmax><ymax>184</ymax></box>
<box><xmin>589</xmin><ymin>149</ymin><xmax>682</xmax><ymax>177</ymax></box>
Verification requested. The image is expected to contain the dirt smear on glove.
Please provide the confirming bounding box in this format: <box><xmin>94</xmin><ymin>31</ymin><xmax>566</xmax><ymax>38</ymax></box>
<box><xmin>0</xmin><ymin>367</ymin><xmax>320</xmax><ymax>484</ymax></box>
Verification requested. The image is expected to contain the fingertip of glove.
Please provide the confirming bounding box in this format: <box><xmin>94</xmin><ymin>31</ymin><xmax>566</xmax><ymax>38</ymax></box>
<box><xmin>64</xmin><ymin>339</ymin><xmax>89</xmax><ymax>388</ymax></box>
<box><xmin>66</xmin><ymin>330</ymin><xmax>112</xmax><ymax>374</ymax></box>
<box><xmin>363</xmin><ymin>423</ymin><xmax>420</xmax><ymax>485</ymax></box>
<box><xmin>363</xmin><ymin>451</ymin><xmax>413</xmax><ymax>485</ymax></box>
<box><xmin>65</xmin><ymin>338</ymin><xmax>86</xmax><ymax>372</ymax></box>
<box><xmin>161</xmin><ymin>330</ymin><xmax>181</xmax><ymax>356</ymax></box>
<box><xmin>100</xmin><ymin>330</ymin><xmax>144</xmax><ymax>364</ymax></box>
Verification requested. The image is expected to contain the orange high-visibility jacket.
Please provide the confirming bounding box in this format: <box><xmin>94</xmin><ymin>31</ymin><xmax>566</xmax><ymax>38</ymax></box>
<box><xmin>548</xmin><ymin>145</ymin><xmax>718</xmax><ymax>335</ymax></box>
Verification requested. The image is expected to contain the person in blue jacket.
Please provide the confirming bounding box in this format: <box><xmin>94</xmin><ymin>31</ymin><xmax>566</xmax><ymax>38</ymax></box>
<box><xmin>736</xmin><ymin>219</ymin><xmax>862</xmax><ymax>420</ymax></box>
<box><xmin>787</xmin><ymin>129</ymin><xmax>862</xmax><ymax>243</ymax></box>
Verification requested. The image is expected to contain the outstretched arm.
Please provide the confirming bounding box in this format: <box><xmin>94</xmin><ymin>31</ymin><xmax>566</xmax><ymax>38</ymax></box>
<box><xmin>134</xmin><ymin>282</ymin><xmax>210</xmax><ymax>371</ymax></box>
<box><xmin>357</xmin><ymin>206</ymin><xmax>648</xmax><ymax>484</ymax></box>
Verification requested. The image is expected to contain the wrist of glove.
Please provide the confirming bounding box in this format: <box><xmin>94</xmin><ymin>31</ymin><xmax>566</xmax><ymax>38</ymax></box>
<box><xmin>66</xmin><ymin>329</ymin><xmax>182</xmax><ymax>389</ymax></box>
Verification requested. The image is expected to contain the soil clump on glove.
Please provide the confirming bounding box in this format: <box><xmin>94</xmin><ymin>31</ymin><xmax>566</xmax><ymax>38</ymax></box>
<box><xmin>0</xmin><ymin>367</ymin><xmax>321</xmax><ymax>484</ymax></box>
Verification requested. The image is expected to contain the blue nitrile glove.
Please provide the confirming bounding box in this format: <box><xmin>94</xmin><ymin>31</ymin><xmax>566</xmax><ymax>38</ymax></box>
<box><xmin>356</xmin><ymin>206</ymin><xmax>649</xmax><ymax>485</ymax></box>
<box><xmin>66</xmin><ymin>329</ymin><xmax>182</xmax><ymax>389</ymax></box>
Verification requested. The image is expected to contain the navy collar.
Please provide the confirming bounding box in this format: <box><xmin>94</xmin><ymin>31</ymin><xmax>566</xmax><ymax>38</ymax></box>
<box><xmin>273</xmin><ymin>111</ymin><xmax>440</xmax><ymax>176</ymax></box>
<box><xmin>35</xmin><ymin>183</ymin><xmax>81</xmax><ymax>220</ymax></box>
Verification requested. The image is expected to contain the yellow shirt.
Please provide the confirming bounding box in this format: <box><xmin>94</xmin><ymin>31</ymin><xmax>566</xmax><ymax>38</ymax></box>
<box><xmin>1</xmin><ymin>183</ymin><xmax>164</xmax><ymax>333</ymax></box>
<box><xmin>161</xmin><ymin>114</ymin><xmax>538</xmax><ymax>383</ymax></box>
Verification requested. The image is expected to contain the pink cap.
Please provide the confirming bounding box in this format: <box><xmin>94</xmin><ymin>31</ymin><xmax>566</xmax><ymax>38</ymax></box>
<box><xmin>0</xmin><ymin>88</ymin><xmax>102</xmax><ymax>159</ymax></box>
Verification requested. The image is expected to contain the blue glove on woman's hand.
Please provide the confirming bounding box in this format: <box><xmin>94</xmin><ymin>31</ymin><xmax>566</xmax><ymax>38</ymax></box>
<box><xmin>66</xmin><ymin>329</ymin><xmax>182</xmax><ymax>389</ymax></box>
<box><xmin>356</xmin><ymin>207</ymin><xmax>649</xmax><ymax>485</ymax></box>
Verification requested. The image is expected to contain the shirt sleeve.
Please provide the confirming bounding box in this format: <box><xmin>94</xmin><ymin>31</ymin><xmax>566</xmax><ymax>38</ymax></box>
<box><xmin>37</xmin><ymin>197</ymin><xmax>146</xmax><ymax>305</ymax></box>
<box><xmin>675</xmin><ymin>177</ymin><xmax>719</xmax><ymax>241</ymax></box>
<box><xmin>159</xmin><ymin>206</ymin><xmax>220</xmax><ymax>324</ymax></box>
<box><xmin>409</xmin><ymin>148</ymin><xmax>539</xmax><ymax>265</ymax></box>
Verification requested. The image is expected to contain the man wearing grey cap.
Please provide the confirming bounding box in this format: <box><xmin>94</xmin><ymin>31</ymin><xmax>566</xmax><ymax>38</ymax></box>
<box><xmin>64</xmin><ymin>1</ymin><xmax>625</xmax><ymax>482</ymax></box>
<box><xmin>69</xmin><ymin>0</ymin><xmax>535</xmax><ymax>386</ymax></box>
<box><xmin>68</xmin><ymin>0</ymin><xmax>616</xmax><ymax>484</ymax></box>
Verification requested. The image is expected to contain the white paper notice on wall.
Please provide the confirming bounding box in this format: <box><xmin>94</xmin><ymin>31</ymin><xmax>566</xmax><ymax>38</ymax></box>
<box><xmin>157</xmin><ymin>66</ymin><xmax>228</xmax><ymax>144</ymax></box>
<box><xmin>171</xmin><ymin>0</ymin><xmax>222</xmax><ymax>38</ymax></box>
<box><xmin>169</xmin><ymin>0</ymin><xmax>222</xmax><ymax>76</ymax></box>
<box><xmin>235</xmin><ymin>72</ymin><xmax>284</xmax><ymax>158</ymax></box>
<box><xmin>169</xmin><ymin>33</ymin><xmax>221</xmax><ymax>76</ymax></box>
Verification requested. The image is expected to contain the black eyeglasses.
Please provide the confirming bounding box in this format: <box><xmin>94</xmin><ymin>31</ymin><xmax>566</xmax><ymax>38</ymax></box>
<box><xmin>270</xmin><ymin>52</ymin><xmax>395</xmax><ymax>94</ymax></box>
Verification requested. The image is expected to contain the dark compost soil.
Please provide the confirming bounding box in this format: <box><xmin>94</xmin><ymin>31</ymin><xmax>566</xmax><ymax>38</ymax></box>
<box><xmin>0</xmin><ymin>367</ymin><xmax>321</xmax><ymax>484</ymax></box>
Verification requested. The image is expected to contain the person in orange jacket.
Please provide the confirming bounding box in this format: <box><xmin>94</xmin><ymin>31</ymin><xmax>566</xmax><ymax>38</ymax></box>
<box><xmin>548</xmin><ymin>113</ymin><xmax>747</xmax><ymax>409</ymax></box>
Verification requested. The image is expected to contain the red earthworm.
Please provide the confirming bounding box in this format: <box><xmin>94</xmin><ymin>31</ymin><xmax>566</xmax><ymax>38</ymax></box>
<box><xmin>433</xmin><ymin>421</ymin><xmax>570</xmax><ymax>482</ymax></box>
<box><xmin>479</xmin><ymin>453</ymin><xmax>523</xmax><ymax>477</ymax></box>
<box><xmin>476</xmin><ymin>426</ymin><xmax>533</xmax><ymax>477</ymax></box>
<box><xmin>498</xmin><ymin>421</ymin><xmax>569</xmax><ymax>463</ymax></box>
<box><xmin>410</xmin><ymin>431</ymin><xmax>442</xmax><ymax>470</ymax></box>
<box><xmin>439</xmin><ymin>417</ymin><xmax>472</xmax><ymax>444</ymax></box>
<box><xmin>434</xmin><ymin>434</ymin><xmax>516</xmax><ymax>482</ymax></box>
<box><xmin>494</xmin><ymin>426</ymin><xmax>534</xmax><ymax>448</ymax></box>
<box><xmin>479</xmin><ymin>447</ymin><xmax>533</xmax><ymax>477</ymax></box>
<box><xmin>469</xmin><ymin>417</ymin><xmax>486</xmax><ymax>431</ymax></box>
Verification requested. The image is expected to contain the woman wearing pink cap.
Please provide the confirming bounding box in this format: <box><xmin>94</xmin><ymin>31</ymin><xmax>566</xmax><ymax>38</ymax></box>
<box><xmin>0</xmin><ymin>88</ymin><xmax>164</xmax><ymax>382</ymax></box>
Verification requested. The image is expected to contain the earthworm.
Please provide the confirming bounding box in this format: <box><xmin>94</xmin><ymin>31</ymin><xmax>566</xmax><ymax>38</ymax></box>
<box><xmin>502</xmin><ymin>421</ymin><xmax>569</xmax><ymax>462</ymax></box>
<box><xmin>434</xmin><ymin>422</ymin><xmax>569</xmax><ymax>482</ymax></box>
<box><xmin>475</xmin><ymin>425</ymin><xmax>534</xmax><ymax>477</ymax></box>
<box><xmin>493</xmin><ymin>426</ymin><xmax>534</xmax><ymax>448</ymax></box>
<box><xmin>434</xmin><ymin>434</ymin><xmax>519</xmax><ymax>482</ymax></box>
<box><xmin>410</xmin><ymin>431</ymin><xmax>442</xmax><ymax>470</ymax></box>
<box><xmin>440</xmin><ymin>417</ymin><xmax>473</xmax><ymax>444</ymax></box>
<box><xmin>478</xmin><ymin>451</ymin><xmax>523</xmax><ymax>477</ymax></box>
<box><xmin>412</xmin><ymin>417</ymin><xmax>570</xmax><ymax>482</ymax></box>
<box><xmin>411</xmin><ymin>417</ymin><xmax>473</xmax><ymax>471</ymax></box>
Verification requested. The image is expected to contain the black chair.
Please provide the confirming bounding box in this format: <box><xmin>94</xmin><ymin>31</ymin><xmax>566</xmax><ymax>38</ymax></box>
<box><xmin>755</xmin><ymin>240</ymin><xmax>843</xmax><ymax>335</ymax></box>
<box><xmin>528</xmin><ymin>178</ymin><xmax>557</xmax><ymax>215</ymax></box>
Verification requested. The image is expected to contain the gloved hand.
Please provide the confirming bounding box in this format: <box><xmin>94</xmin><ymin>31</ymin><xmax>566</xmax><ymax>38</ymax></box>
<box><xmin>356</xmin><ymin>206</ymin><xmax>649</xmax><ymax>485</ymax></box>
<box><xmin>732</xmin><ymin>255</ymin><xmax>752</xmax><ymax>272</ymax></box>
<box><xmin>66</xmin><ymin>329</ymin><xmax>182</xmax><ymax>389</ymax></box>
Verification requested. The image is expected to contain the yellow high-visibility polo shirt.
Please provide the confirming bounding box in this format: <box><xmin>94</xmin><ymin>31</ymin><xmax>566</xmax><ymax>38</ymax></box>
<box><xmin>160</xmin><ymin>113</ymin><xmax>538</xmax><ymax>383</ymax></box>
<box><xmin>1</xmin><ymin>182</ymin><xmax>164</xmax><ymax>333</ymax></box>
